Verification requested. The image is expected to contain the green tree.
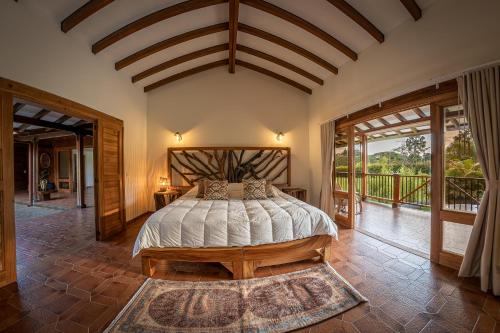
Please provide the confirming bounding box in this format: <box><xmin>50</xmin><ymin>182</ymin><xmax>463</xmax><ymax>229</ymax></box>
<box><xmin>445</xmin><ymin>129</ymin><xmax>482</xmax><ymax>178</ymax></box>
<box><xmin>396</xmin><ymin>136</ymin><xmax>428</xmax><ymax>167</ymax></box>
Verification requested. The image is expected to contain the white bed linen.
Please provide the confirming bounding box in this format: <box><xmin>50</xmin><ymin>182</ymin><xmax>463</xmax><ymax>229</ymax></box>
<box><xmin>132</xmin><ymin>186</ymin><xmax>338</xmax><ymax>256</ymax></box>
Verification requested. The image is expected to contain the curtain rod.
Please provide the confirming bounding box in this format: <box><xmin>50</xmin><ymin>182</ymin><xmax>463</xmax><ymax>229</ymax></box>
<box><xmin>320</xmin><ymin>59</ymin><xmax>500</xmax><ymax>126</ymax></box>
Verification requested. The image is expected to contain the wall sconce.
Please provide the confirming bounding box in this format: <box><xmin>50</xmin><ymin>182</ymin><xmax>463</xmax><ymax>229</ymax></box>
<box><xmin>174</xmin><ymin>132</ymin><xmax>182</xmax><ymax>143</ymax></box>
<box><xmin>276</xmin><ymin>132</ymin><xmax>284</xmax><ymax>142</ymax></box>
<box><xmin>159</xmin><ymin>176</ymin><xmax>170</xmax><ymax>192</ymax></box>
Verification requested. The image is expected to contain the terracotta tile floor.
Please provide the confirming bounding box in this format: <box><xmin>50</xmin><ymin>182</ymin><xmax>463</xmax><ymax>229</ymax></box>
<box><xmin>15</xmin><ymin>187</ymin><xmax>95</xmax><ymax>210</ymax></box>
<box><xmin>1</xmin><ymin>205</ymin><xmax>499</xmax><ymax>332</ymax></box>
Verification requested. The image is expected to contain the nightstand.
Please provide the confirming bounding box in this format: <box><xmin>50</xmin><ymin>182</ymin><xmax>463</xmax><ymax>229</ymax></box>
<box><xmin>154</xmin><ymin>190</ymin><xmax>182</xmax><ymax>210</ymax></box>
<box><xmin>280</xmin><ymin>187</ymin><xmax>307</xmax><ymax>202</ymax></box>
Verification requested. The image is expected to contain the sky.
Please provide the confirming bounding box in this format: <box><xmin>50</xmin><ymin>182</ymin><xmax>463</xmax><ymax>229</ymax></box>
<box><xmin>367</xmin><ymin>134</ymin><xmax>431</xmax><ymax>154</ymax></box>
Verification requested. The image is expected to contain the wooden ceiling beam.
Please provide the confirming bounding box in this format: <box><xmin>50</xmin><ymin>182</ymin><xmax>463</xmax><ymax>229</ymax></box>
<box><xmin>73</xmin><ymin>120</ymin><xmax>89</xmax><ymax>127</ymax></box>
<box><xmin>400</xmin><ymin>0</ymin><xmax>422</xmax><ymax>21</ymax></box>
<box><xmin>241</xmin><ymin>0</ymin><xmax>357</xmax><ymax>61</ymax></box>
<box><xmin>13</xmin><ymin>102</ymin><xmax>25</xmax><ymax>113</ymax></box>
<box><xmin>363</xmin><ymin>122</ymin><xmax>374</xmax><ymax>129</ymax></box>
<box><xmin>235</xmin><ymin>59</ymin><xmax>312</xmax><ymax>94</ymax></box>
<box><xmin>13</xmin><ymin>115</ymin><xmax>91</xmax><ymax>135</ymax></box>
<box><xmin>15</xmin><ymin>130</ymin><xmax>75</xmax><ymax>141</ymax></box>
<box><xmin>413</xmin><ymin>107</ymin><xmax>427</xmax><ymax>118</ymax></box>
<box><xmin>236</xmin><ymin>44</ymin><xmax>323</xmax><ymax>85</ymax></box>
<box><xmin>54</xmin><ymin>115</ymin><xmax>71</xmax><ymax>124</ymax></box>
<box><xmin>17</xmin><ymin>109</ymin><xmax>51</xmax><ymax>132</ymax></box>
<box><xmin>92</xmin><ymin>0</ymin><xmax>227</xmax><ymax>54</ymax></box>
<box><xmin>61</xmin><ymin>0</ymin><xmax>114</xmax><ymax>33</ymax></box>
<box><xmin>228</xmin><ymin>0</ymin><xmax>239</xmax><ymax>73</ymax></box>
<box><xmin>326</xmin><ymin>0</ymin><xmax>384</xmax><ymax>43</ymax></box>
<box><xmin>394</xmin><ymin>113</ymin><xmax>407</xmax><ymax>122</ymax></box>
<box><xmin>132</xmin><ymin>44</ymin><xmax>229</xmax><ymax>83</ymax></box>
<box><xmin>144</xmin><ymin>59</ymin><xmax>229</xmax><ymax>92</ymax></box>
<box><xmin>238</xmin><ymin>23</ymin><xmax>338</xmax><ymax>74</ymax></box>
<box><xmin>378</xmin><ymin>117</ymin><xmax>390</xmax><ymax>126</ymax></box>
<box><xmin>359</xmin><ymin>116</ymin><xmax>431</xmax><ymax>135</ymax></box>
<box><xmin>115</xmin><ymin>22</ymin><xmax>229</xmax><ymax>70</ymax></box>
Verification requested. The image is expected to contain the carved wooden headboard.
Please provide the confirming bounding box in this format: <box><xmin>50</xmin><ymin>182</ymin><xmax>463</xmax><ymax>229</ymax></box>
<box><xmin>167</xmin><ymin>147</ymin><xmax>291</xmax><ymax>187</ymax></box>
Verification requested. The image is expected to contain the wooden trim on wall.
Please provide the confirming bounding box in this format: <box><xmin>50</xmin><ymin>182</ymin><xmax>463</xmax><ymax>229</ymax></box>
<box><xmin>335</xmin><ymin>80</ymin><xmax>458</xmax><ymax>129</ymax></box>
<box><xmin>0</xmin><ymin>92</ymin><xmax>16</xmax><ymax>287</ymax></box>
<box><xmin>0</xmin><ymin>78</ymin><xmax>121</xmax><ymax>124</ymax></box>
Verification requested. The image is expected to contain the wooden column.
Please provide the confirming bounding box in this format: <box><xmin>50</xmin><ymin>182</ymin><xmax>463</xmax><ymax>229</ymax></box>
<box><xmin>392</xmin><ymin>174</ymin><xmax>400</xmax><ymax>208</ymax></box>
<box><xmin>347</xmin><ymin>125</ymin><xmax>356</xmax><ymax>228</ymax></box>
<box><xmin>32</xmin><ymin>138</ymin><xmax>38</xmax><ymax>203</ymax></box>
<box><xmin>27</xmin><ymin>141</ymin><xmax>33</xmax><ymax>206</ymax></box>
<box><xmin>76</xmin><ymin>134</ymin><xmax>86</xmax><ymax>208</ymax></box>
<box><xmin>430</xmin><ymin>103</ymin><xmax>444</xmax><ymax>263</ymax></box>
<box><xmin>361</xmin><ymin>134</ymin><xmax>367</xmax><ymax>200</ymax></box>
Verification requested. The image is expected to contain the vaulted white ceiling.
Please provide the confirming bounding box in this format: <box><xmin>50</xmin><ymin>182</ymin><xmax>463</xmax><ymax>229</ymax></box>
<box><xmin>37</xmin><ymin>0</ymin><xmax>436</xmax><ymax>94</ymax></box>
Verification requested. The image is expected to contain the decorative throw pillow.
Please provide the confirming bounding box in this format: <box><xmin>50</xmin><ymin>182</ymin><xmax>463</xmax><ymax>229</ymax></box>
<box><xmin>195</xmin><ymin>180</ymin><xmax>206</xmax><ymax>198</ymax></box>
<box><xmin>243</xmin><ymin>178</ymin><xmax>267</xmax><ymax>200</ymax></box>
<box><xmin>204</xmin><ymin>180</ymin><xmax>229</xmax><ymax>200</ymax></box>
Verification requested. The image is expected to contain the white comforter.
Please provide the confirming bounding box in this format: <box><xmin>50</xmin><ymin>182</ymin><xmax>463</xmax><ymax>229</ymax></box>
<box><xmin>132</xmin><ymin>187</ymin><xmax>338</xmax><ymax>256</ymax></box>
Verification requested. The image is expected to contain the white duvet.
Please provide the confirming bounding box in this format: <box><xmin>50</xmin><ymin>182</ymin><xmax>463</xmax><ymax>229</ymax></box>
<box><xmin>132</xmin><ymin>185</ymin><xmax>338</xmax><ymax>256</ymax></box>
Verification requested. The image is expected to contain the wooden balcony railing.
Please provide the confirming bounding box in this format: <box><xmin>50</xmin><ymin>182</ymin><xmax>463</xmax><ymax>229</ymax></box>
<box><xmin>335</xmin><ymin>172</ymin><xmax>485</xmax><ymax>212</ymax></box>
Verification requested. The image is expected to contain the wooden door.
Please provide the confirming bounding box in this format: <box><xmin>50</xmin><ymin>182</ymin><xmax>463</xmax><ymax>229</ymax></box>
<box><xmin>54</xmin><ymin>148</ymin><xmax>73</xmax><ymax>192</ymax></box>
<box><xmin>0</xmin><ymin>92</ymin><xmax>16</xmax><ymax>287</ymax></box>
<box><xmin>96</xmin><ymin>119</ymin><xmax>125</xmax><ymax>240</ymax></box>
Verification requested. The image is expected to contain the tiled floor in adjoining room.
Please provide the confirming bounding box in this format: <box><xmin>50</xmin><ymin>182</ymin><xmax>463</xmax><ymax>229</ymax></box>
<box><xmin>0</xmin><ymin>205</ymin><xmax>499</xmax><ymax>332</ymax></box>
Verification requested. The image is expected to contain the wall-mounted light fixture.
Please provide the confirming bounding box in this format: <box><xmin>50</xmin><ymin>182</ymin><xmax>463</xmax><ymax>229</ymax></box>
<box><xmin>174</xmin><ymin>132</ymin><xmax>182</xmax><ymax>143</ymax></box>
<box><xmin>276</xmin><ymin>132</ymin><xmax>284</xmax><ymax>142</ymax></box>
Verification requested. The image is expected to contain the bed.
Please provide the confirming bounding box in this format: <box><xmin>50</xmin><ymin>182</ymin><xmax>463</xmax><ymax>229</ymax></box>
<box><xmin>134</xmin><ymin>147</ymin><xmax>338</xmax><ymax>279</ymax></box>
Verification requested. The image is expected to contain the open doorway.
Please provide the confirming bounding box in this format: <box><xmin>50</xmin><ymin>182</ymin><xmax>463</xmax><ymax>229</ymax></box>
<box><xmin>351</xmin><ymin>106</ymin><xmax>432</xmax><ymax>257</ymax></box>
<box><xmin>0</xmin><ymin>78</ymin><xmax>126</xmax><ymax>288</ymax></box>
<box><xmin>11</xmin><ymin>100</ymin><xmax>98</xmax><ymax>271</ymax></box>
<box><xmin>13</xmin><ymin>100</ymin><xmax>95</xmax><ymax>214</ymax></box>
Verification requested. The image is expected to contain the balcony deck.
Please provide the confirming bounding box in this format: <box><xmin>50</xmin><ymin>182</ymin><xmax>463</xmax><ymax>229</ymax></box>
<box><xmin>354</xmin><ymin>201</ymin><xmax>470</xmax><ymax>258</ymax></box>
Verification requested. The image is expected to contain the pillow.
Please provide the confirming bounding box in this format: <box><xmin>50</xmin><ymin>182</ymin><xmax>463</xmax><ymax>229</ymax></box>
<box><xmin>204</xmin><ymin>180</ymin><xmax>229</xmax><ymax>200</ymax></box>
<box><xmin>243</xmin><ymin>178</ymin><xmax>267</xmax><ymax>200</ymax></box>
<box><xmin>195</xmin><ymin>180</ymin><xmax>206</xmax><ymax>198</ymax></box>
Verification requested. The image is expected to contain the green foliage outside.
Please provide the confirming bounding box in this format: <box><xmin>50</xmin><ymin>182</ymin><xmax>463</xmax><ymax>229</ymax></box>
<box><xmin>334</xmin><ymin>131</ymin><xmax>484</xmax><ymax>208</ymax></box>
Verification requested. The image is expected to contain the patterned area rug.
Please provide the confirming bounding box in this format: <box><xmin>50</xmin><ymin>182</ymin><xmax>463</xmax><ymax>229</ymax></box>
<box><xmin>104</xmin><ymin>263</ymin><xmax>366</xmax><ymax>333</ymax></box>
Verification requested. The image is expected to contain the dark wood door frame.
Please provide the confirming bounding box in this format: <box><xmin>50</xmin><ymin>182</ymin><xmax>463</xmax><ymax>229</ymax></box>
<box><xmin>0</xmin><ymin>77</ymin><xmax>125</xmax><ymax>287</ymax></box>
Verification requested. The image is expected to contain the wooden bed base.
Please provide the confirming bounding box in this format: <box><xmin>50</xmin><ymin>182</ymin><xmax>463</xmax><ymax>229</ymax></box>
<box><xmin>141</xmin><ymin>235</ymin><xmax>333</xmax><ymax>279</ymax></box>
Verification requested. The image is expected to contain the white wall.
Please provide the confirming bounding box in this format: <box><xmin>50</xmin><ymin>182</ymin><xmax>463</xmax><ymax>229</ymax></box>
<box><xmin>308</xmin><ymin>0</ymin><xmax>500</xmax><ymax>206</ymax></box>
<box><xmin>0</xmin><ymin>1</ymin><xmax>149</xmax><ymax>220</ymax></box>
<box><xmin>147</xmin><ymin>67</ymin><xmax>310</xmax><ymax>210</ymax></box>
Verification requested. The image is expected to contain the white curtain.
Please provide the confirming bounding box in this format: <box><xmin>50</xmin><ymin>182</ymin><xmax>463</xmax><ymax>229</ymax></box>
<box><xmin>319</xmin><ymin>120</ymin><xmax>335</xmax><ymax>217</ymax></box>
<box><xmin>458</xmin><ymin>65</ymin><xmax>500</xmax><ymax>295</ymax></box>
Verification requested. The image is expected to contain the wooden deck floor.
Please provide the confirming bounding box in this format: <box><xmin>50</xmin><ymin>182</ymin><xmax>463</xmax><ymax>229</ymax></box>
<box><xmin>355</xmin><ymin>201</ymin><xmax>470</xmax><ymax>258</ymax></box>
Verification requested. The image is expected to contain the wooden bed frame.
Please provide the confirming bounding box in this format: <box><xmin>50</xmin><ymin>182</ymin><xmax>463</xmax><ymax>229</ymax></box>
<box><xmin>141</xmin><ymin>235</ymin><xmax>333</xmax><ymax>279</ymax></box>
<box><xmin>141</xmin><ymin>147</ymin><xmax>333</xmax><ymax>279</ymax></box>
